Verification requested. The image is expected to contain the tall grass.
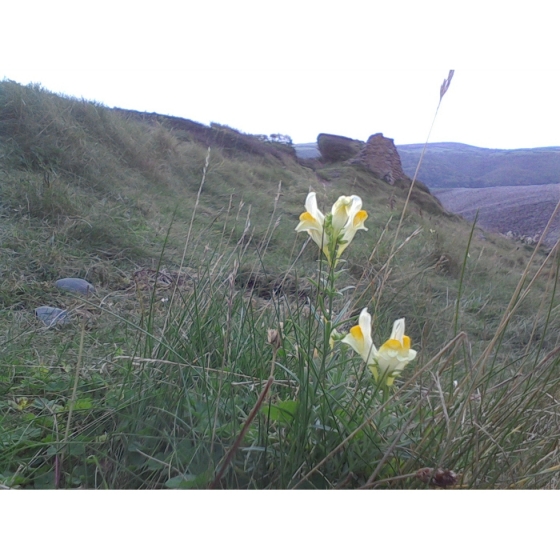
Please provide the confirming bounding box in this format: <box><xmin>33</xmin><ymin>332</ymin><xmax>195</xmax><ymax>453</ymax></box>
<box><xmin>2</xmin><ymin>186</ymin><xmax>559</xmax><ymax>488</ymax></box>
<box><xmin>2</xmin><ymin>76</ymin><xmax>560</xmax><ymax>489</ymax></box>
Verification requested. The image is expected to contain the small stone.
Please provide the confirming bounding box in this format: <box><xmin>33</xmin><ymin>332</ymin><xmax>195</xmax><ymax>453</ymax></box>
<box><xmin>55</xmin><ymin>278</ymin><xmax>95</xmax><ymax>295</ymax></box>
<box><xmin>35</xmin><ymin>306</ymin><xmax>70</xmax><ymax>327</ymax></box>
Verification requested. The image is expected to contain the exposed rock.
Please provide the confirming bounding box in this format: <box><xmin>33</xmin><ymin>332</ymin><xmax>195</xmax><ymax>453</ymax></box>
<box><xmin>350</xmin><ymin>133</ymin><xmax>408</xmax><ymax>184</ymax></box>
<box><xmin>35</xmin><ymin>306</ymin><xmax>70</xmax><ymax>327</ymax></box>
<box><xmin>55</xmin><ymin>278</ymin><xmax>95</xmax><ymax>295</ymax></box>
<box><xmin>505</xmin><ymin>231</ymin><xmax>540</xmax><ymax>245</ymax></box>
<box><xmin>317</xmin><ymin>133</ymin><xmax>363</xmax><ymax>163</ymax></box>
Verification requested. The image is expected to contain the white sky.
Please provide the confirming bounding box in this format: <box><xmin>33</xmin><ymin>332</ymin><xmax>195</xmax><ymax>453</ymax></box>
<box><xmin>2</xmin><ymin>1</ymin><xmax>559</xmax><ymax>149</ymax></box>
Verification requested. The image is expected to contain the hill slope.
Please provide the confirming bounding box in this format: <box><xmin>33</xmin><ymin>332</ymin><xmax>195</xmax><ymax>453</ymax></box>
<box><xmin>0</xmin><ymin>80</ymin><xmax>453</xmax><ymax>281</ymax></box>
<box><xmin>2</xmin><ymin>81</ymin><xmax>560</xmax><ymax>489</ymax></box>
<box><xmin>397</xmin><ymin>142</ymin><xmax>560</xmax><ymax>190</ymax></box>
<box><xmin>435</xmin><ymin>184</ymin><xmax>560</xmax><ymax>245</ymax></box>
<box><xmin>0</xmin><ymin>80</ymin><xmax>551</xmax><ymax>343</ymax></box>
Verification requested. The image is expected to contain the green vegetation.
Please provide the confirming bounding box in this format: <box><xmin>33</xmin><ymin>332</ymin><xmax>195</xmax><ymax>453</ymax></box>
<box><xmin>398</xmin><ymin>142</ymin><xmax>560</xmax><ymax>189</ymax></box>
<box><xmin>1</xmin><ymin>80</ymin><xmax>560</xmax><ymax>489</ymax></box>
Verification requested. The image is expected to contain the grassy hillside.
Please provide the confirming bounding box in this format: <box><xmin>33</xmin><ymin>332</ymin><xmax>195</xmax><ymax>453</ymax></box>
<box><xmin>2</xmin><ymin>80</ymin><xmax>560</xmax><ymax>489</ymax></box>
<box><xmin>398</xmin><ymin>142</ymin><xmax>560</xmax><ymax>190</ymax></box>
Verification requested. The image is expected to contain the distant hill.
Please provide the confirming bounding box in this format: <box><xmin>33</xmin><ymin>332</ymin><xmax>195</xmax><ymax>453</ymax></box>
<box><xmin>296</xmin><ymin>141</ymin><xmax>560</xmax><ymax>191</ymax></box>
<box><xmin>397</xmin><ymin>142</ymin><xmax>560</xmax><ymax>190</ymax></box>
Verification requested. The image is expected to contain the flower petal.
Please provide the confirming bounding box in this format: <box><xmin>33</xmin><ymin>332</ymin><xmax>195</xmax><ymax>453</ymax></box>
<box><xmin>331</xmin><ymin>196</ymin><xmax>354</xmax><ymax>234</ymax></box>
<box><xmin>295</xmin><ymin>192</ymin><xmax>330</xmax><ymax>259</ymax></box>
<box><xmin>390</xmin><ymin>318</ymin><xmax>406</xmax><ymax>343</ymax></box>
<box><xmin>352</xmin><ymin>210</ymin><xmax>368</xmax><ymax>229</ymax></box>
<box><xmin>305</xmin><ymin>192</ymin><xmax>324</xmax><ymax>224</ymax></box>
<box><xmin>337</xmin><ymin>198</ymin><xmax>368</xmax><ymax>257</ymax></box>
<box><xmin>342</xmin><ymin>325</ymin><xmax>365</xmax><ymax>356</ymax></box>
<box><xmin>343</xmin><ymin>314</ymin><xmax>417</xmax><ymax>387</ymax></box>
<box><xmin>295</xmin><ymin>211</ymin><xmax>320</xmax><ymax>232</ymax></box>
<box><xmin>342</xmin><ymin>308</ymin><xmax>376</xmax><ymax>364</ymax></box>
<box><xmin>376</xmin><ymin>320</ymin><xmax>417</xmax><ymax>378</ymax></box>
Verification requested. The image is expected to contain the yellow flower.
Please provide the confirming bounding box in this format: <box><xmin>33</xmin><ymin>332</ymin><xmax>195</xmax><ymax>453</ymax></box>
<box><xmin>10</xmin><ymin>397</ymin><xmax>30</xmax><ymax>411</ymax></box>
<box><xmin>342</xmin><ymin>309</ymin><xmax>416</xmax><ymax>386</ymax></box>
<box><xmin>338</xmin><ymin>199</ymin><xmax>368</xmax><ymax>259</ymax></box>
<box><xmin>331</xmin><ymin>196</ymin><xmax>356</xmax><ymax>235</ymax></box>
<box><xmin>341</xmin><ymin>308</ymin><xmax>376</xmax><ymax>365</ymax></box>
<box><xmin>372</xmin><ymin>318</ymin><xmax>417</xmax><ymax>386</ymax></box>
<box><xmin>296</xmin><ymin>192</ymin><xmax>368</xmax><ymax>263</ymax></box>
<box><xmin>295</xmin><ymin>192</ymin><xmax>328</xmax><ymax>259</ymax></box>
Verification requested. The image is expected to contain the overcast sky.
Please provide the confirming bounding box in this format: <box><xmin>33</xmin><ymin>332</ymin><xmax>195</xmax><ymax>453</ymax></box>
<box><xmin>2</xmin><ymin>1</ymin><xmax>559</xmax><ymax>149</ymax></box>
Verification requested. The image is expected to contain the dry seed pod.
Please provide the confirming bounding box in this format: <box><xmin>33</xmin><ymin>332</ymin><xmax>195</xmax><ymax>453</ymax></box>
<box><xmin>416</xmin><ymin>467</ymin><xmax>458</xmax><ymax>488</ymax></box>
<box><xmin>267</xmin><ymin>329</ymin><xmax>282</xmax><ymax>351</ymax></box>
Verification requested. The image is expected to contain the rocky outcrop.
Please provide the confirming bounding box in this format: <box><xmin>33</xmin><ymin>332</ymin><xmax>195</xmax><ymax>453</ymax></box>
<box><xmin>317</xmin><ymin>133</ymin><xmax>363</xmax><ymax>163</ymax></box>
<box><xmin>350</xmin><ymin>133</ymin><xmax>408</xmax><ymax>185</ymax></box>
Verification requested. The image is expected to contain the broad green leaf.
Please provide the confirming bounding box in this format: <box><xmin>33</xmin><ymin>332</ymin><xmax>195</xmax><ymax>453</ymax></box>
<box><xmin>73</xmin><ymin>398</ymin><xmax>93</xmax><ymax>411</ymax></box>
<box><xmin>67</xmin><ymin>442</ymin><xmax>86</xmax><ymax>457</ymax></box>
<box><xmin>165</xmin><ymin>471</ymin><xmax>211</xmax><ymax>489</ymax></box>
<box><xmin>261</xmin><ymin>400</ymin><xmax>299</xmax><ymax>425</ymax></box>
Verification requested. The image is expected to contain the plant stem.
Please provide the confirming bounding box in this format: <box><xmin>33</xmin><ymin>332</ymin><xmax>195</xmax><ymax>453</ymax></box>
<box><xmin>209</xmin><ymin>375</ymin><xmax>275</xmax><ymax>489</ymax></box>
<box><xmin>58</xmin><ymin>319</ymin><xmax>86</xmax><ymax>489</ymax></box>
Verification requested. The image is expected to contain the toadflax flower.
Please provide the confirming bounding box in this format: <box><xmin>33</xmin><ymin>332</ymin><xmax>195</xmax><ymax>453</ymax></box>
<box><xmin>296</xmin><ymin>192</ymin><xmax>368</xmax><ymax>264</ymax></box>
<box><xmin>295</xmin><ymin>192</ymin><xmax>327</xmax><ymax>259</ymax></box>
<box><xmin>374</xmin><ymin>318</ymin><xmax>417</xmax><ymax>384</ymax></box>
<box><xmin>342</xmin><ymin>308</ymin><xmax>417</xmax><ymax>386</ymax></box>
<box><xmin>332</xmin><ymin>195</ymin><xmax>368</xmax><ymax>259</ymax></box>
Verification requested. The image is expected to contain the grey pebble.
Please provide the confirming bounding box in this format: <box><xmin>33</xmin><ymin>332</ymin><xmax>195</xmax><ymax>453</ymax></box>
<box><xmin>55</xmin><ymin>278</ymin><xmax>95</xmax><ymax>295</ymax></box>
<box><xmin>35</xmin><ymin>306</ymin><xmax>70</xmax><ymax>327</ymax></box>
